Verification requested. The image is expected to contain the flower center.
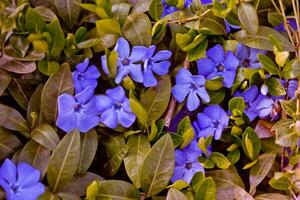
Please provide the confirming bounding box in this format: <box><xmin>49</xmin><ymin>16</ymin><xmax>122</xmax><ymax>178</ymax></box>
<box><xmin>78</xmin><ymin>73</ymin><xmax>84</xmax><ymax>81</ymax></box>
<box><xmin>10</xmin><ymin>184</ymin><xmax>21</xmax><ymax>194</ymax></box>
<box><xmin>185</xmin><ymin>162</ymin><xmax>193</xmax><ymax>170</ymax></box>
<box><xmin>242</xmin><ymin>59</ymin><xmax>250</xmax><ymax>68</ymax></box>
<box><xmin>114</xmin><ymin>102</ymin><xmax>123</xmax><ymax>110</ymax></box>
<box><xmin>217</xmin><ymin>64</ymin><xmax>225</xmax><ymax>72</ymax></box>
<box><xmin>212</xmin><ymin>120</ymin><xmax>220</xmax><ymax>128</ymax></box>
<box><xmin>191</xmin><ymin>82</ymin><xmax>199</xmax><ymax>90</ymax></box>
<box><xmin>122</xmin><ymin>58</ymin><xmax>130</xmax><ymax>66</ymax></box>
<box><xmin>74</xmin><ymin>103</ymin><xmax>82</xmax><ymax>112</ymax></box>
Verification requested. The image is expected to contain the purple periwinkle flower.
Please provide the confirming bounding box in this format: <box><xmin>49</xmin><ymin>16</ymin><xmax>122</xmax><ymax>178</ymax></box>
<box><xmin>143</xmin><ymin>45</ymin><xmax>172</xmax><ymax>87</ymax></box>
<box><xmin>235</xmin><ymin>43</ymin><xmax>266</xmax><ymax>69</ymax></box>
<box><xmin>171</xmin><ymin>139</ymin><xmax>204</xmax><ymax>183</ymax></box>
<box><xmin>72</xmin><ymin>58</ymin><xmax>100</xmax><ymax>93</ymax></box>
<box><xmin>0</xmin><ymin>159</ymin><xmax>45</xmax><ymax>200</ymax></box>
<box><xmin>234</xmin><ymin>86</ymin><xmax>274</xmax><ymax>122</ymax></box>
<box><xmin>56</xmin><ymin>87</ymin><xmax>102</xmax><ymax>133</ymax></box>
<box><xmin>162</xmin><ymin>0</ymin><xmax>193</xmax><ymax>17</ymax></box>
<box><xmin>172</xmin><ymin>68</ymin><xmax>210</xmax><ymax>111</ymax></box>
<box><xmin>97</xmin><ymin>86</ymin><xmax>136</xmax><ymax>129</ymax></box>
<box><xmin>197</xmin><ymin>44</ymin><xmax>239</xmax><ymax>88</ymax></box>
<box><xmin>287</xmin><ymin>79</ymin><xmax>298</xmax><ymax>99</ymax></box>
<box><xmin>193</xmin><ymin>105</ymin><xmax>229</xmax><ymax>140</ymax></box>
<box><xmin>101</xmin><ymin>37</ymin><xmax>148</xmax><ymax>84</ymax></box>
<box><xmin>274</xmin><ymin>19</ymin><xmax>298</xmax><ymax>32</ymax></box>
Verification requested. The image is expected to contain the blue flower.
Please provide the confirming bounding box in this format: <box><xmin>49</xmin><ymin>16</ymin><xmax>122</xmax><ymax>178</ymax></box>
<box><xmin>235</xmin><ymin>43</ymin><xmax>267</xmax><ymax>69</ymax></box>
<box><xmin>234</xmin><ymin>86</ymin><xmax>274</xmax><ymax>121</ymax></box>
<box><xmin>72</xmin><ymin>58</ymin><xmax>100</xmax><ymax>93</ymax></box>
<box><xmin>0</xmin><ymin>159</ymin><xmax>45</xmax><ymax>200</ymax></box>
<box><xmin>197</xmin><ymin>44</ymin><xmax>239</xmax><ymax>88</ymax></box>
<box><xmin>56</xmin><ymin>87</ymin><xmax>102</xmax><ymax>133</ymax></box>
<box><xmin>97</xmin><ymin>86</ymin><xmax>136</xmax><ymax>129</ymax></box>
<box><xmin>193</xmin><ymin>105</ymin><xmax>229</xmax><ymax>140</ymax></box>
<box><xmin>171</xmin><ymin>139</ymin><xmax>204</xmax><ymax>183</ymax></box>
<box><xmin>101</xmin><ymin>37</ymin><xmax>148</xmax><ymax>84</ymax></box>
<box><xmin>287</xmin><ymin>79</ymin><xmax>298</xmax><ymax>99</ymax></box>
<box><xmin>143</xmin><ymin>45</ymin><xmax>172</xmax><ymax>87</ymax></box>
<box><xmin>162</xmin><ymin>0</ymin><xmax>195</xmax><ymax>16</ymax></box>
<box><xmin>274</xmin><ymin>19</ymin><xmax>297</xmax><ymax>32</ymax></box>
<box><xmin>172</xmin><ymin>68</ymin><xmax>210</xmax><ymax>111</ymax></box>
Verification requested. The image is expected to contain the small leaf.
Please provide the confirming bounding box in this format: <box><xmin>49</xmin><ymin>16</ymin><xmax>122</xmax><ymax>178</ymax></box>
<box><xmin>0</xmin><ymin>69</ymin><xmax>11</xmax><ymax>96</ymax></box>
<box><xmin>34</xmin><ymin>6</ymin><xmax>58</xmax><ymax>22</ymax></box>
<box><xmin>8</xmin><ymin>78</ymin><xmax>28</xmax><ymax>110</ymax></box>
<box><xmin>167</xmin><ymin>180</ymin><xmax>189</xmax><ymax>190</ymax></box>
<box><xmin>195</xmin><ymin>177</ymin><xmax>216</xmax><ymax>200</ymax></box>
<box><xmin>141</xmin><ymin>76</ymin><xmax>171</xmax><ymax>124</ymax></box>
<box><xmin>129</xmin><ymin>98</ymin><xmax>148</xmax><ymax>127</ymax></box>
<box><xmin>265</xmin><ymin>77</ymin><xmax>286</xmax><ymax>96</ymax></box>
<box><xmin>25</xmin><ymin>7</ymin><xmax>46</xmax><ymax>33</ymax></box>
<box><xmin>122</xmin><ymin>13</ymin><xmax>152</xmax><ymax>46</ymax></box>
<box><xmin>237</xmin><ymin>3</ymin><xmax>259</xmax><ymax>35</ymax></box>
<box><xmin>38</xmin><ymin>60</ymin><xmax>60</xmax><ymax>76</ymax></box>
<box><xmin>46</xmin><ymin>19</ymin><xmax>65</xmax><ymax>59</ymax></box>
<box><xmin>280</xmin><ymin>99</ymin><xmax>296</xmax><ymax>119</ymax></box>
<box><xmin>140</xmin><ymin>134</ymin><xmax>175</xmax><ymax>197</ymax></box>
<box><xmin>0</xmin><ymin>128</ymin><xmax>22</xmax><ymax>161</ymax></box>
<box><xmin>258</xmin><ymin>54</ymin><xmax>280</xmax><ymax>76</ymax></box>
<box><xmin>47</xmin><ymin>129</ymin><xmax>81</xmax><ymax>192</ymax></box>
<box><xmin>249</xmin><ymin>152</ymin><xmax>276</xmax><ymax>195</ymax></box>
<box><xmin>0</xmin><ymin>57</ymin><xmax>36</xmax><ymax>74</ymax></box>
<box><xmin>124</xmin><ymin>135</ymin><xmax>151</xmax><ymax>188</ymax></box>
<box><xmin>31</xmin><ymin>123</ymin><xmax>60</xmax><ymax>151</ymax></box>
<box><xmin>210</xmin><ymin>152</ymin><xmax>231</xmax><ymax>169</ymax></box>
<box><xmin>228</xmin><ymin>97</ymin><xmax>245</xmax><ymax>115</ymax></box>
<box><xmin>177</xmin><ymin>116</ymin><xmax>195</xmax><ymax>149</ymax></box>
<box><xmin>242</xmin><ymin>127</ymin><xmax>261</xmax><ymax>160</ymax></box>
<box><xmin>78</xmin><ymin>129</ymin><xmax>98</xmax><ymax>175</ymax></box>
<box><xmin>149</xmin><ymin>0</ymin><xmax>163</xmax><ymax>21</ymax></box>
<box><xmin>166</xmin><ymin>188</ymin><xmax>188</xmax><ymax>200</ymax></box>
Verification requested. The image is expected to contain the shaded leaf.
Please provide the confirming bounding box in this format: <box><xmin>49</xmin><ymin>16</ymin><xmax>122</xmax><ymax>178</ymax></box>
<box><xmin>258</xmin><ymin>54</ymin><xmax>280</xmax><ymax>76</ymax></box>
<box><xmin>0</xmin><ymin>128</ymin><xmax>22</xmax><ymax>161</ymax></box>
<box><xmin>47</xmin><ymin>129</ymin><xmax>80</xmax><ymax>192</ymax></box>
<box><xmin>124</xmin><ymin>134</ymin><xmax>151</xmax><ymax>188</ymax></box>
<box><xmin>166</xmin><ymin>188</ymin><xmax>188</xmax><ymax>200</ymax></box>
<box><xmin>265</xmin><ymin>77</ymin><xmax>286</xmax><ymax>96</ymax></box>
<box><xmin>8</xmin><ymin>78</ymin><xmax>28</xmax><ymax>110</ymax></box>
<box><xmin>53</xmin><ymin>0</ymin><xmax>81</xmax><ymax>29</ymax></box>
<box><xmin>0</xmin><ymin>69</ymin><xmax>11</xmax><ymax>96</ymax></box>
<box><xmin>149</xmin><ymin>0</ymin><xmax>163</xmax><ymax>21</ymax></box>
<box><xmin>195</xmin><ymin>177</ymin><xmax>216</xmax><ymax>200</ymax></box>
<box><xmin>255</xmin><ymin>193</ymin><xmax>290</xmax><ymax>200</ymax></box>
<box><xmin>34</xmin><ymin>6</ymin><xmax>58</xmax><ymax>22</ymax></box>
<box><xmin>31</xmin><ymin>123</ymin><xmax>60</xmax><ymax>151</ymax></box>
<box><xmin>46</xmin><ymin>19</ymin><xmax>65</xmax><ymax>59</ymax></box>
<box><xmin>0</xmin><ymin>55</ymin><xmax>36</xmax><ymax>74</ymax></box>
<box><xmin>27</xmin><ymin>84</ymin><xmax>44</xmax><ymax>128</ymax></box>
<box><xmin>237</xmin><ymin>3</ymin><xmax>259</xmax><ymax>35</ymax></box>
<box><xmin>140</xmin><ymin>134</ymin><xmax>175</xmax><ymax>197</ymax></box>
<box><xmin>210</xmin><ymin>152</ymin><xmax>231</xmax><ymax>169</ymax></box>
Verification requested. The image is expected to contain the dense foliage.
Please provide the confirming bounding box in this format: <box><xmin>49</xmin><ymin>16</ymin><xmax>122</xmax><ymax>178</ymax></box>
<box><xmin>0</xmin><ymin>0</ymin><xmax>300</xmax><ymax>199</ymax></box>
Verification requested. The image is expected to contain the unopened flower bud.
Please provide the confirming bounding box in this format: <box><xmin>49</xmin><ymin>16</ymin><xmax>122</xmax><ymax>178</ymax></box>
<box><xmin>260</xmin><ymin>84</ymin><xmax>268</xmax><ymax>95</ymax></box>
<box><xmin>122</xmin><ymin>76</ymin><xmax>135</xmax><ymax>90</ymax></box>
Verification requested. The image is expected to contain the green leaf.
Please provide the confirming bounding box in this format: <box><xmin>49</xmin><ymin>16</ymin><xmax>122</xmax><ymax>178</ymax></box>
<box><xmin>267</xmin><ymin>12</ymin><xmax>283</xmax><ymax>27</ymax></box>
<box><xmin>199</xmin><ymin>11</ymin><xmax>226</xmax><ymax>35</ymax></box>
<box><xmin>288</xmin><ymin>59</ymin><xmax>300</xmax><ymax>79</ymax></box>
<box><xmin>78</xmin><ymin>129</ymin><xmax>98</xmax><ymax>175</ymax></box>
<box><xmin>280</xmin><ymin>99</ymin><xmax>296</xmax><ymax>119</ymax></box>
<box><xmin>34</xmin><ymin>6</ymin><xmax>58</xmax><ymax>22</ymax></box>
<box><xmin>149</xmin><ymin>0</ymin><xmax>163</xmax><ymax>21</ymax></box>
<box><xmin>27</xmin><ymin>84</ymin><xmax>44</xmax><ymax>128</ymax></box>
<box><xmin>166</xmin><ymin>188</ymin><xmax>188</xmax><ymax>200</ymax></box>
<box><xmin>18</xmin><ymin>140</ymin><xmax>50</xmax><ymax>178</ymax></box>
<box><xmin>227</xmin><ymin>150</ymin><xmax>240</xmax><ymax>165</ymax></box>
<box><xmin>76</xmin><ymin>38</ymin><xmax>102</xmax><ymax>49</ymax></box>
<box><xmin>234</xmin><ymin>186</ymin><xmax>255</xmax><ymax>200</ymax></box>
<box><xmin>140</xmin><ymin>134</ymin><xmax>175</xmax><ymax>197</ymax></box>
<box><xmin>0</xmin><ymin>69</ymin><xmax>11</xmax><ymax>96</ymax></box>
<box><xmin>53</xmin><ymin>0</ymin><xmax>82</xmax><ymax>29</ymax></box>
<box><xmin>255</xmin><ymin>193</ymin><xmax>290</xmax><ymax>200</ymax></box>
<box><xmin>122</xmin><ymin>13</ymin><xmax>152</xmax><ymax>46</ymax></box>
<box><xmin>31</xmin><ymin>123</ymin><xmax>60</xmax><ymax>151</ymax></box>
<box><xmin>210</xmin><ymin>152</ymin><xmax>231</xmax><ymax>169</ymax></box>
<box><xmin>8</xmin><ymin>78</ymin><xmax>28</xmax><ymax>110</ymax></box>
<box><xmin>167</xmin><ymin>180</ymin><xmax>189</xmax><ymax>190</ymax></box>
<box><xmin>0</xmin><ymin>103</ymin><xmax>30</xmax><ymax>137</ymax></box>
<box><xmin>25</xmin><ymin>7</ymin><xmax>46</xmax><ymax>33</ymax></box>
<box><xmin>269</xmin><ymin>173</ymin><xmax>290</xmax><ymax>191</ymax></box>
<box><xmin>242</xmin><ymin>127</ymin><xmax>261</xmax><ymax>160</ymax></box>
<box><xmin>41</xmin><ymin>63</ymin><xmax>74</xmax><ymax>125</ymax></box>
<box><xmin>102</xmin><ymin>135</ymin><xmax>128</xmax><ymax>177</ymax></box>
<box><xmin>233</xmin><ymin>26</ymin><xmax>295</xmax><ymax>52</ymax></box>
<box><xmin>46</xmin><ymin>19</ymin><xmax>65</xmax><ymax>59</ymax></box>
<box><xmin>195</xmin><ymin>177</ymin><xmax>216</xmax><ymax>200</ymax></box>
<box><xmin>86</xmin><ymin>180</ymin><xmax>141</xmax><ymax>200</ymax></box>
<box><xmin>0</xmin><ymin>128</ymin><xmax>22</xmax><ymax>161</ymax></box>
<box><xmin>177</xmin><ymin>116</ymin><xmax>195</xmax><ymax>149</ymax></box>
<box><xmin>47</xmin><ymin>129</ymin><xmax>81</xmax><ymax>192</ymax></box>
<box><xmin>207</xmin><ymin>90</ymin><xmax>226</xmax><ymax>105</ymax></box>
<box><xmin>228</xmin><ymin>97</ymin><xmax>245</xmax><ymax>115</ymax></box>
<box><xmin>258</xmin><ymin>54</ymin><xmax>280</xmax><ymax>76</ymax></box>
<box><xmin>141</xmin><ymin>76</ymin><xmax>171</xmax><ymax>124</ymax></box>
<box><xmin>38</xmin><ymin>60</ymin><xmax>60</xmax><ymax>76</ymax></box>
<box><xmin>237</xmin><ymin>3</ymin><xmax>259</xmax><ymax>35</ymax></box>
<box><xmin>265</xmin><ymin>77</ymin><xmax>286</xmax><ymax>96</ymax></box>
<box><xmin>129</xmin><ymin>98</ymin><xmax>148</xmax><ymax>127</ymax></box>
<box><xmin>249</xmin><ymin>152</ymin><xmax>276</xmax><ymax>195</ymax></box>
<box><xmin>272</xmin><ymin>119</ymin><xmax>297</xmax><ymax>147</ymax></box>
<box><xmin>124</xmin><ymin>135</ymin><xmax>151</xmax><ymax>188</ymax></box>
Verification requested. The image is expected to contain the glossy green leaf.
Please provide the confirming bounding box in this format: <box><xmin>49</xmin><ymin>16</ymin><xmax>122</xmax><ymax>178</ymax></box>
<box><xmin>122</xmin><ymin>13</ymin><xmax>152</xmax><ymax>46</ymax></box>
<box><xmin>129</xmin><ymin>98</ymin><xmax>148</xmax><ymax>127</ymax></box>
<box><xmin>242</xmin><ymin>127</ymin><xmax>261</xmax><ymax>160</ymax></box>
<box><xmin>47</xmin><ymin>129</ymin><xmax>81</xmax><ymax>192</ymax></box>
<box><xmin>52</xmin><ymin>0</ymin><xmax>82</xmax><ymax>29</ymax></box>
<box><xmin>46</xmin><ymin>19</ymin><xmax>65</xmax><ymax>59</ymax></box>
<box><xmin>269</xmin><ymin>173</ymin><xmax>290</xmax><ymax>191</ymax></box>
<box><xmin>228</xmin><ymin>97</ymin><xmax>245</xmax><ymax>115</ymax></box>
<box><xmin>210</xmin><ymin>152</ymin><xmax>231</xmax><ymax>169</ymax></box>
<box><xmin>195</xmin><ymin>177</ymin><xmax>216</xmax><ymax>200</ymax></box>
<box><xmin>233</xmin><ymin>26</ymin><xmax>294</xmax><ymax>52</ymax></box>
<box><xmin>78</xmin><ymin>129</ymin><xmax>98</xmax><ymax>175</ymax></box>
<box><xmin>265</xmin><ymin>77</ymin><xmax>286</xmax><ymax>96</ymax></box>
<box><xmin>167</xmin><ymin>180</ymin><xmax>189</xmax><ymax>190</ymax></box>
<box><xmin>31</xmin><ymin>123</ymin><xmax>60</xmax><ymax>151</ymax></box>
<box><xmin>258</xmin><ymin>54</ymin><xmax>280</xmax><ymax>76</ymax></box>
<box><xmin>0</xmin><ymin>103</ymin><xmax>30</xmax><ymax>137</ymax></box>
<box><xmin>124</xmin><ymin>134</ymin><xmax>151</xmax><ymax>188</ymax></box>
<box><xmin>141</xmin><ymin>76</ymin><xmax>171</xmax><ymax>124</ymax></box>
<box><xmin>166</xmin><ymin>188</ymin><xmax>188</xmax><ymax>200</ymax></box>
<box><xmin>177</xmin><ymin>116</ymin><xmax>195</xmax><ymax>149</ymax></box>
<box><xmin>140</xmin><ymin>134</ymin><xmax>175</xmax><ymax>197</ymax></box>
<box><xmin>280</xmin><ymin>99</ymin><xmax>296</xmax><ymax>119</ymax></box>
<box><xmin>38</xmin><ymin>60</ymin><xmax>60</xmax><ymax>76</ymax></box>
<box><xmin>0</xmin><ymin>128</ymin><xmax>22</xmax><ymax>161</ymax></box>
<box><xmin>25</xmin><ymin>7</ymin><xmax>46</xmax><ymax>33</ymax></box>
<box><xmin>272</xmin><ymin>119</ymin><xmax>297</xmax><ymax>147</ymax></box>
<box><xmin>199</xmin><ymin>11</ymin><xmax>226</xmax><ymax>35</ymax></box>
<box><xmin>41</xmin><ymin>63</ymin><xmax>74</xmax><ymax>125</ymax></box>
<box><xmin>149</xmin><ymin>0</ymin><xmax>163</xmax><ymax>21</ymax></box>
<box><xmin>249</xmin><ymin>152</ymin><xmax>276</xmax><ymax>195</ymax></box>
<box><xmin>237</xmin><ymin>3</ymin><xmax>259</xmax><ymax>35</ymax></box>
<box><xmin>18</xmin><ymin>140</ymin><xmax>50</xmax><ymax>178</ymax></box>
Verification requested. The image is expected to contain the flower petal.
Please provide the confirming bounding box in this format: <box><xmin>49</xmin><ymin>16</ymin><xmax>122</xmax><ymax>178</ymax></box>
<box><xmin>150</xmin><ymin>61</ymin><xmax>171</xmax><ymax>75</ymax></box>
<box><xmin>115</xmin><ymin>67</ymin><xmax>130</xmax><ymax>84</ymax></box>
<box><xmin>175</xmin><ymin>68</ymin><xmax>192</xmax><ymax>84</ymax></box>
<box><xmin>106</xmin><ymin>86</ymin><xmax>125</xmax><ymax>102</ymax></box>
<box><xmin>84</xmin><ymin>65</ymin><xmax>101</xmax><ymax>79</ymax></box>
<box><xmin>235</xmin><ymin>43</ymin><xmax>249</xmax><ymax>61</ymax></box>
<box><xmin>206</xmin><ymin>44</ymin><xmax>224</xmax><ymax>63</ymax></box>
<box><xmin>0</xmin><ymin>159</ymin><xmax>16</xmax><ymax>185</ymax></box>
<box><xmin>16</xmin><ymin>183</ymin><xmax>45</xmax><ymax>200</ymax></box>
<box><xmin>196</xmin><ymin>58</ymin><xmax>216</xmax><ymax>77</ymax></box>
<box><xmin>87</xmin><ymin>95</ymin><xmax>113</xmax><ymax>114</ymax></box>
<box><xmin>170</xmin><ymin>166</ymin><xmax>185</xmax><ymax>183</ymax></box>
<box><xmin>57</xmin><ymin>94</ymin><xmax>75</xmax><ymax>115</ymax></box>
<box><xmin>101</xmin><ymin>55</ymin><xmax>110</xmax><ymax>75</ymax></box>
<box><xmin>172</xmin><ymin>84</ymin><xmax>190</xmax><ymax>103</ymax></box>
<box><xmin>196</xmin><ymin>113</ymin><xmax>213</xmax><ymax>128</ymax></box>
<box><xmin>101</xmin><ymin>109</ymin><xmax>118</xmax><ymax>129</ymax></box>
<box><xmin>118</xmin><ymin>110</ymin><xmax>136</xmax><ymax>128</ymax></box>
<box><xmin>114</xmin><ymin>37</ymin><xmax>130</xmax><ymax>58</ymax></box>
<box><xmin>130</xmin><ymin>46</ymin><xmax>148</xmax><ymax>62</ymax></box>
<box><xmin>129</xmin><ymin>63</ymin><xmax>143</xmax><ymax>83</ymax></box>
<box><xmin>196</xmin><ymin>87</ymin><xmax>210</xmax><ymax>103</ymax></box>
<box><xmin>143</xmin><ymin>68</ymin><xmax>157</xmax><ymax>87</ymax></box>
<box><xmin>16</xmin><ymin>163</ymin><xmax>40</xmax><ymax>187</ymax></box>
<box><xmin>76</xmin><ymin>58</ymin><xmax>89</xmax><ymax>73</ymax></box>
<box><xmin>56</xmin><ymin>112</ymin><xmax>76</xmax><ymax>133</ymax></box>
<box><xmin>152</xmin><ymin>50</ymin><xmax>172</xmax><ymax>61</ymax></box>
<box><xmin>75</xmin><ymin>86</ymin><xmax>94</xmax><ymax>104</ymax></box>
<box><xmin>224</xmin><ymin>51</ymin><xmax>239</xmax><ymax>70</ymax></box>
<box><xmin>222</xmin><ymin>70</ymin><xmax>236</xmax><ymax>88</ymax></box>
<box><xmin>187</xmin><ymin>91</ymin><xmax>200</xmax><ymax>111</ymax></box>
<box><xmin>76</xmin><ymin>112</ymin><xmax>100</xmax><ymax>133</ymax></box>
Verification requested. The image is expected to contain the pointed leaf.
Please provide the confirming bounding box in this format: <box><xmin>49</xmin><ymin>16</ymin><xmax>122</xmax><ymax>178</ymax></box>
<box><xmin>31</xmin><ymin>123</ymin><xmax>60</xmax><ymax>151</ymax></box>
<box><xmin>0</xmin><ymin>128</ymin><xmax>22</xmax><ymax>161</ymax></box>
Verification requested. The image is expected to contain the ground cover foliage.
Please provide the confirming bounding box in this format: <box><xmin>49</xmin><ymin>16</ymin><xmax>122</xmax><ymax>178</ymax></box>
<box><xmin>0</xmin><ymin>0</ymin><xmax>300</xmax><ymax>199</ymax></box>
